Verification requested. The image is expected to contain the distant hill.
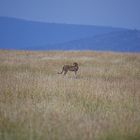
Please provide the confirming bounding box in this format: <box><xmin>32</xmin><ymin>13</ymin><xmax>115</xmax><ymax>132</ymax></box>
<box><xmin>49</xmin><ymin>30</ymin><xmax>140</xmax><ymax>52</ymax></box>
<box><xmin>0</xmin><ymin>17</ymin><xmax>139</xmax><ymax>52</ymax></box>
<box><xmin>0</xmin><ymin>17</ymin><xmax>125</xmax><ymax>50</ymax></box>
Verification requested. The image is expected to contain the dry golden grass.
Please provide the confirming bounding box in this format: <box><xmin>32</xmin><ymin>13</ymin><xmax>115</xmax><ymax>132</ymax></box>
<box><xmin>0</xmin><ymin>50</ymin><xmax>140</xmax><ymax>140</ymax></box>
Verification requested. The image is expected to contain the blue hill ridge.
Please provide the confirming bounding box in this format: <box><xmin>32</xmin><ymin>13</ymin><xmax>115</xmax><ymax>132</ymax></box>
<box><xmin>0</xmin><ymin>17</ymin><xmax>139</xmax><ymax>52</ymax></box>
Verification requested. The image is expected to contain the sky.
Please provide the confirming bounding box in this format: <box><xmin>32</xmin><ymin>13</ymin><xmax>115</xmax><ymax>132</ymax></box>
<box><xmin>0</xmin><ymin>0</ymin><xmax>140</xmax><ymax>29</ymax></box>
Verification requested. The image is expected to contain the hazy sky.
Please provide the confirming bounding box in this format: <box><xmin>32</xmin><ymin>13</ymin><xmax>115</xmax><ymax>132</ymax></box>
<box><xmin>0</xmin><ymin>0</ymin><xmax>140</xmax><ymax>29</ymax></box>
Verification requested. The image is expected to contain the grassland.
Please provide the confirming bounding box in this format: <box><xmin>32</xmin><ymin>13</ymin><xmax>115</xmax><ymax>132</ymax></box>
<box><xmin>0</xmin><ymin>50</ymin><xmax>140</xmax><ymax>140</ymax></box>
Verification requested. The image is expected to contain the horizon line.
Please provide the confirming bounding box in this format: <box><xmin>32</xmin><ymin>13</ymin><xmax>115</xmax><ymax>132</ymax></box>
<box><xmin>0</xmin><ymin>16</ymin><xmax>135</xmax><ymax>30</ymax></box>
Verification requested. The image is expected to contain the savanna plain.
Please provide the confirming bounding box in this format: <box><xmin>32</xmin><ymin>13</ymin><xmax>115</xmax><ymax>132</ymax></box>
<box><xmin>0</xmin><ymin>50</ymin><xmax>140</xmax><ymax>140</ymax></box>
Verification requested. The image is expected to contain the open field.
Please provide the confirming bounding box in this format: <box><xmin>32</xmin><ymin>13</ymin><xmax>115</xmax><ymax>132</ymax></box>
<box><xmin>0</xmin><ymin>50</ymin><xmax>140</xmax><ymax>140</ymax></box>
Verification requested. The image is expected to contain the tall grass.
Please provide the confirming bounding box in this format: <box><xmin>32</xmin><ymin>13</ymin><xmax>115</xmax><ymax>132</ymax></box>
<box><xmin>0</xmin><ymin>50</ymin><xmax>140</xmax><ymax>140</ymax></box>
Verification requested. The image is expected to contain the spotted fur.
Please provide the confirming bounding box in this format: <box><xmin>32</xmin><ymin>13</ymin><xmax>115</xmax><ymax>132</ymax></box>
<box><xmin>58</xmin><ymin>62</ymin><xmax>79</xmax><ymax>76</ymax></box>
